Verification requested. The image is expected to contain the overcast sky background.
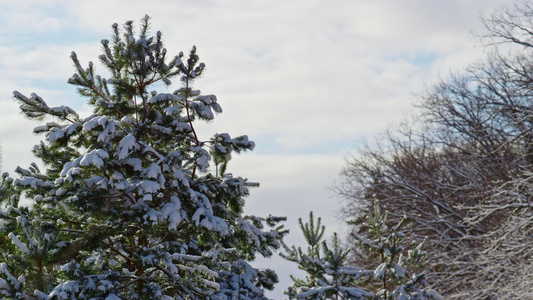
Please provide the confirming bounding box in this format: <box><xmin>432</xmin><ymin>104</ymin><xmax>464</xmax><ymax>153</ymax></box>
<box><xmin>0</xmin><ymin>0</ymin><xmax>513</xmax><ymax>298</ymax></box>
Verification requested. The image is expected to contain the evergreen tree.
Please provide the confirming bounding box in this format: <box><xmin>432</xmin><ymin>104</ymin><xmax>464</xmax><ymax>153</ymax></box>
<box><xmin>0</xmin><ymin>16</ymin><xmax>286</xmax><ymax>299</ymax></box>
<box><xmin>281</xmin><ymin>212</ymin><xmax>374</xmax><ymax>299</ymax></box>
<box><xmin>282</xmin><ymin>200</ymin><xmax>440</xmax><ymax>299</ymax></box>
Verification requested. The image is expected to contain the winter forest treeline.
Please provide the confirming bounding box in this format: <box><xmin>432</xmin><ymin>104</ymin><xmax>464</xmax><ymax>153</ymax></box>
<box><xmin>334</xmin><ymin>2</ymin><xmax>533</xmax><ymax>299</ymax></box>
<box><xmin>0</xmin><ymin>2</ymin><xmax>532</xmax><ymax>299</ymax></box>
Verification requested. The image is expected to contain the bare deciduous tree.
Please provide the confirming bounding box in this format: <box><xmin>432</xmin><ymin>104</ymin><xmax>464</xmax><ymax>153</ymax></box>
<box><xmin>335</xmin><ymin>2</ymin><xmax>533</xmax><ymax>298</ymax></box>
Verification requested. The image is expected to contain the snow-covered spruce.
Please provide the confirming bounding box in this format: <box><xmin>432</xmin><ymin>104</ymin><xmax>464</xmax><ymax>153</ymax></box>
<box><xmin>0</xmin><ymin>15</ymin><xmax>286</xmax><ymax>299</ymax></box>
<box><xmin>281</xmin><ymin>201</ymin><xmax>441</xmax><ymax>299</ymax></box>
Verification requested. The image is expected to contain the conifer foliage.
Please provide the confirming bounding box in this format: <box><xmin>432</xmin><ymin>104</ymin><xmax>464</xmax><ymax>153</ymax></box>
<box><xmin>281</xmin><ymin>200</ymin><xmax>441</xmax><ymax>299</ymax></box>
<box><xmin>0</xmin><ymin>16</ymin><xmax>286</xmax><ymax>299</ymax></box>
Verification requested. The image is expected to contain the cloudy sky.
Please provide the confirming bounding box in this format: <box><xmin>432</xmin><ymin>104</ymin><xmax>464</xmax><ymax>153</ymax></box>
<box><xmin>0</xmin><ymin>0</ymin><xmax>513</xmax><ymax>298</ymax></box>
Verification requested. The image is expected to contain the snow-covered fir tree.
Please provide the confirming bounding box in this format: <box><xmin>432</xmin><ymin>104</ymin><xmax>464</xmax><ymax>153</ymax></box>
<box><xmin>280</xmin><ymin>212</ymin><xmax>374</xmax><ymax>299</ymax></box>
<box><xmin>0</xmin><ymin>16</ymin><xmax>287</xmax><ymax>299</ymax></box>
<box><xmin>281</xmin><ymin>200</ymin><xmax>441</xmax><ymax>299</ymax></box>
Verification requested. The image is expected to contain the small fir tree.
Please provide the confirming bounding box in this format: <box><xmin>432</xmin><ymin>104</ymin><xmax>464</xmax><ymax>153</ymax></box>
<box><xmin>0</xmin><ymin>16</ymin><xmax>286</xmax><ymax>299</ymax></box>
<box><xmin>282</xmin><ymin>199</ymin><xmax>441</xmax><ymax>299</ymax></box>
<box><xmin>280</xmin><ymin>212</ymin><xmax>374</xmax><ymax>299</ymax></box>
